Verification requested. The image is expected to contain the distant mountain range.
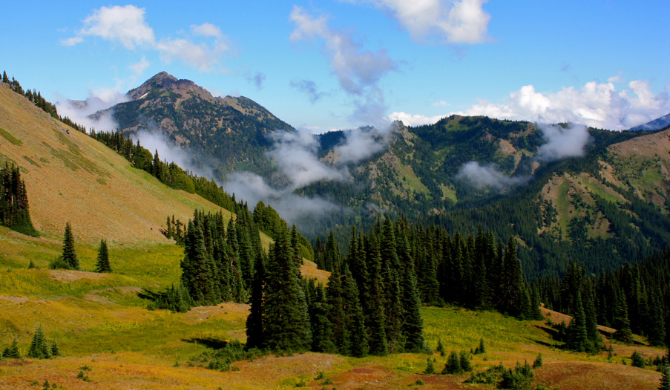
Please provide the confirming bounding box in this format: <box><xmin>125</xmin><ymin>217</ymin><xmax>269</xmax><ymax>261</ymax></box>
<box><xmin>629</xmin><ymin>113</ymin><xmax>670</xmax><ymax>131</ymax></box>
<box><xmin>88</xmin><ymin>72</ymin><xmax>670</xmax><ymax>279</ymax></box>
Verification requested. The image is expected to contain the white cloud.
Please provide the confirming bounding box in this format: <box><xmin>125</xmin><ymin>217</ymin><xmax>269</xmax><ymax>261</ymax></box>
<box><xmin>191</xmin><ymin>23</ymin><xmax>224</xmax><ymax>39</ymax></box>
<box><xmin>456</xmin><ymin>161</ymin><xmax>529</xmax><ymax>189</ymax></box>
<box><xmin>63</xmin><ymin>6</ymin><xmax>229</xmax><ymax>73</ymax></box>
<box><xmin>128</xmin><ymin>56</ymin><xmax>150</xmax><ymax>75</ymax></box>
<box><xmin>155</xmin><ymin>38</ymin><xmax>228</xmax><ymax>72</ymax></box>
<box><xmin>290</xmin><ymin>6</ymin><xmax>396</xmax><ymax>128</ymax></box>
<box><xmin>290</xmin><ymin>5</ymin><xmax>396</xmax><ymax>96</ymax></box>
<box><xmin>387</xmin><ymin>111</ymin><xmax>445</xmax><ymax>126</ymax></box>
<box><xmin>63</xmin><ymin>5</ymin><xmax>155</xmax><ymax>49</ymax></box>
<box><xmin>432</xmin><ymin>100</ymin><xmax>449</xmax><ymax>107</ymax></box>
<box><xmin>268</xmin><ymin>130</ymin><xmax>350</xmax><ymax>190</ymax></box>
<box><xmin>536</xmin><ymin>124</ymin><xmax>591</xmax><ymax>161</ymax></box>
<box><xmin>412</xmin><ymin>80</ymin><xmax>670</xmax><ymax>130</ymax></box>
<box><xmin>346</xmin><ymin>0</ymin><xmax>491</xmax><ymax>44</ymax></box>
<box><xmin>607</xmin><ymin>71</ymin><xmax>625</xmax><ymax>83</ymax></box>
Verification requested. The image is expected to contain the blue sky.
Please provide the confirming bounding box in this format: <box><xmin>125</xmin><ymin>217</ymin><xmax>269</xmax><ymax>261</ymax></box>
<box><xmin>2</xmin><ymin>1</ymin><xmax>669</xmax><ymax>132</ymax></box>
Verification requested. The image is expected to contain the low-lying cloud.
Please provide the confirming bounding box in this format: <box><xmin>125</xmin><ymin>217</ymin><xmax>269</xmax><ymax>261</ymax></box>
<box><xmin>456</xmin><ymin>162</ymin><xmax>529</xmax><ymax>190</ymax></box>
<box><xmin>536</xmin><ymin>123</ymin><xmax>591</xmax><ymax>161</ymax></box>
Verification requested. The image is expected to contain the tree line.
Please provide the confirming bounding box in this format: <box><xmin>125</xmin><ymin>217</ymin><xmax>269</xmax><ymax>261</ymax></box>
<box><xmin>314</xmin><ymin>222</ymin><xmax>542</xmax><ymax>321</ymax></box>
<box><xmin>535</xmin><ymin>253</ymin><xmax>670</xmax><ymax>350</ymax></box>
<box><xmin>2</xmin><ymin>70</ymin><xmax>86</xmax><ymax>132</ymax></box>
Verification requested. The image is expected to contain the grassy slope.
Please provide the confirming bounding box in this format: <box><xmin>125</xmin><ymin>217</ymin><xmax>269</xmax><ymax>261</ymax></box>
<box><xmin>0</xmin><ymin>83</ymin><xmax>228</xmax><ymax>244</ymax></box>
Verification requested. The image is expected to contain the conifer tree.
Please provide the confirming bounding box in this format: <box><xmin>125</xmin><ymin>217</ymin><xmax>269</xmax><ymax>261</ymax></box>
<box><xmin>246</xmin><ymin>251</ymin><xmax>266</xmax><ymax>349</ymax></box>
<box><xmin>424</xmin><ymin>358</ymin><xmax>435</xmax><ymax>374</ymax></box>
<box><xmin>3</xmin><ymin>339</ymin><xmax>20</xmax><ymax>359</ymax></box>
<box><xmin>380</xmin><ymin>219</ymin><xmax>404</xmax><ymax>353</ymax></box>
<box><xmin>95</xmin><ymin>239</ymin><xmax>112</xmax><ymax>273</ymax></box>
<box><xmin>28</xmin><ymin>325</ymin><xmax>50</xmax><ymax>359</ymax></box>
<box><xmin>342</xmin><ymin>266</ymin><xmax>369</xmax><ymax>357</ymax></box>
<box><xmin>613</xmin><ymin>289</ymin><xmax>634</xmax><ymax>344</ymax></box>
<box><xmin>61</xmin><ymin>222</ymin><xmax>79</xmax><ymax>270</ymax></box>
<box><xmin>566</xmin><ymin>292</ymin><xmax>589</xmax><ymax>352</ymax></box>
<box><xmin>310</xmin><ymin>285</ymin><xmax>336</xmax><ymax>353</ymax></box>
<box><xmin>442</xmin><ymin>351</ymin><xmax>462</xmax><ymax>374</ymax></box>
<box><xmin>397</xmin><ymin>231</ymin><xmax>425</xmax><ymax>353</ymax></box>
<box><xmin>659</xmin><ymin>364</ymin><xmax>670</xmax><ymax>390</ymax></box>
<box><xmin>459</xmin><ymin>350</ymin><xmax>472</xmax><ymax>372</ymax></box>
<box><xmin>647</xmin><ymin>292</ymin><xmax>666</xmax><ymax>347</ymax></box>
<box><xmin>364</xmin><ymin>234</ymin><xmax>388</xmax><ymax>356</ymax></box>
<box><xmin>263</xmin><ymin>229</ymin><xmax>312</xmax><ymax>352</ymax></box>
<box><xmin>499</xmin><ymin>237</ymin><xmax>525</xmax><ymax>317</ymax></box>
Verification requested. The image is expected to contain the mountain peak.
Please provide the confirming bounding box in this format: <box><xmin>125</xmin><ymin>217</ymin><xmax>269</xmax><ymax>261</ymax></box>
<box><xmin>129</xmin><ymin>71</ymin><xmax>203</xmax><ymax>100</ymax></box>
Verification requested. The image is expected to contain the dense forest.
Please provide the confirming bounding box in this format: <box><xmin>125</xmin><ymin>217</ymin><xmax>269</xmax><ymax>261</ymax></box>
<box><xmin>535</xmin><ymin>253</ymin><xmax>670</xmax><ymax>349</ymax></box>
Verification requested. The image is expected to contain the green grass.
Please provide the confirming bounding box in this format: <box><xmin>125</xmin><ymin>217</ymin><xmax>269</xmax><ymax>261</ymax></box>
<box><xmin>396</xmin><ymin>161</ymin><xmax>430</xmax><ymax>195</ymax></box>
<box><xmin>0</xmin><ymin>127</ymin><xmax>22</xmax><ymax>145</ymax></box>
<box><xmin>440</xmin><ymin>184</ymin><xmax>458</xmax><ymax>203</ymax></box>
<box><xmin>555</xmin><ymin>180</ymin><xmax>571</xmax><ymax>236</ymax></box>
<box><xmin>581</xmin><ymin>180</ymin><xmax>621</xmax><ymax>203</ymax></box>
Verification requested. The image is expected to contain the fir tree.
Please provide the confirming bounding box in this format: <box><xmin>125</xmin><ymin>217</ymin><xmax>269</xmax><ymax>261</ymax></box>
<box><xmin>61</xmin><ymin>222</ymin><xmax>79</xmax><ymax>270</ymax></box>
<box><xmin>566</xmin><ymin>292</ymin><xmax>589</xmax><ymax>352</ymax></box>
<box><xmin>309</xmin><ymin>285</ymin><xmax>336</xmax><ymax>353</ymax></box>
<box><xmin>363</xmin><ymin>234</ymin><xmax>389</xmax><ymax>356</ymax></box>
<box><xmin>28</xmin><ymin>325</ymin><xmax>50</xmax><ymax>359</ymax></box>
<box><xmin>424</xmin><ymin>358</ymin><xmax>435</xmax><ymax>374</ymax></box>
<box><xmin>436</xmin><ymin>339</ymin><xmax>446</xmax><ymax>356</ymax></box>
<box><xmin>95</xmin><ymin>239</ymin><xmax>112</xmax><ymax>273</ymax></box>
<box><xmin>499</xmin><ymin>237</ymin><xmax>525</xmax><ymax>317</ymax></box>
<box><xmin>3</xmin><ymin>339</ymin><xmax>20</xmax><ymax>359</ymax></box>
<box><xmin>460</xmin><ymin>350</ymin><xmax>472</xmax><ymax>372</ymax></box>
<box><xmin>397</xmin><ymin>231</ymin><xmax>425</xmax><ymax>353</ymax></box>
<box><xmin>263</xmin><ymin>229</ymin><xmax>312</xmax><ymax>352</ymax></box>
<box><xmin>245</xmin><ymin>251</ymin><xmax>266</xmax><ymax>349</ymax></box>
<box><xmin>442</xmin><ymin>351</ymin><xmax>462</xmax><ymax>374</ymax></box>
<box><xmin>533</xmin><ymin>353</ymin><xmax>543</xmax><ymax>368</ymax></box>
<box><xmin>613</xmin><ymin>289</ymin><xmax>634</xmax><ymax>344</ymax></box>
<box><xmin>659</xmin><ymin>364</ymin><xmax>670</xmax><ymax>390</ymax></box>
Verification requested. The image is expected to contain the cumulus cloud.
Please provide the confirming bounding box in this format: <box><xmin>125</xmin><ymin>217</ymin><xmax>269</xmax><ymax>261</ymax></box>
<box><xmin>334</xmin><ymin>127</ymin><xmax>388</xmax><ymax>164</ymax></box>
<box><xmin>456</xmin><ymin>80</ymin><xmax>670</xmax><ymax>130</ymax></box>
<box><xmin>536</xmin><ymin>124</ymin><xmax>591</xmax><ymax>162</ymax></box>
<box><xmin>456</xmin><ymin>161</ymin><xmax>529</xmax><ymax>190</ymax></box>
<box><xmin>291</xmin><ymin>79</ymin><xmax>326</xmax><ymax>103</ymax></box>
<box><xmin>393</xmin><ymin>79</ymin><xmax>670</xmax><ymax>130</ymax></box>
<box><xmin>155</xmin><ymin>38</ymin><xmax>228</xmax><ymax>72</ymax></box>
<box><xmin>63</xmin><ymin>6</ymin><xmax>229</xmax><ymax>72</ymax></box>
<box><xmin>345</xmin><ymin>0</ymin><xmax>491</xmax><ymax>44</ymax></box>
<box><xmin>62</xmin><ymin>5</ymin><xmax>155</xmax><ymax>49</ymax></box>
<box><xmin>387</xmin><ymin>111</ymin><xmax>445</xmax><ymax>127</ymax></box>
<box><xmin>191</xmin><ymin>23</ymin><xmax>224</xmax><ymax>39</ymax></box>
<box><xmin>290</xmin><ymin>5</ymin><xmax>396</xmax><ymax>128</ymax></box>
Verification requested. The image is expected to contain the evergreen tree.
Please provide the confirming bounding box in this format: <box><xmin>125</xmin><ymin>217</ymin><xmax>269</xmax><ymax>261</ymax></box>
<box><xmin>460</xmin><ymin>350</ymin><xmax>472</xmax><ymax>372</ymax></box>
<box><xmin>95</xmin><ymin>239</ymin><xmax>112</xmax><ymax>273</ymax></box>
<box><xmin>245</xmin><ymin>251</ymin><xmax>266</xmax><ymax>349</ymax></box>
<box><xmin>28</xmin><ymin>325</ymin><xmax>50</xmax><ymax>359</ymax></box>
<box><xmin>647</xmin><ymin>292</ymin><xmax>666</xmax><ymax>347</ymax></box>
<box><xmin>424</xmin><ymin>358</ymin><xmax>435</xmax><ymax>374</ymax></box>
<box><xmin>363</xmin><ymin>234</ymin><xmax>389</xmax><ymax>356</ymax></box>
<box><xmin>566</xmin><ymin>292</ymin><xmax>589</xmax><ymax>352</ymax></box>
<box><xmin>613</xmin><ymin>289</ymin><xmax>634</xmax><ymax>344</ymax></box>
<box><xmin>61</xmin><ymin>222</ymin><xmax>79</xmax><ymax>270</ymax></box>
<box><xmin>397</xmin><ymin>230</ymin><xmax>425</xmax><ymax>353</ymax></box>
<box><xmin>442</xmin><ymin>351</ymin><xmax>462</xmax><ymax>374</ymax></box>
<box><xmin>309</xmin><ymin>285</ymin><xmax>336</xmax><ymax>353</ymax></box>
<box><xmin>3</xmin><ymin>339</ymin><xmax>20</xmax><ymax>359</ymax></box>
<box><xmin>436</xmin><ymin>339</ymin><xmax>446</xmax><ymax>356</ymax></box>
<box><xmin>659</xmin><ymin>364</ymin><xmax>670</xmax><ymax>390</ymax></box>
<box><xmin>499</xmin><ymin>237</ymin><xmax>525</xmax><ymax>317</ymax></box>
<box><xmin>263</xmin><ymin>229</ymin><xmax>312</xmax><ymax>352</ymax></box>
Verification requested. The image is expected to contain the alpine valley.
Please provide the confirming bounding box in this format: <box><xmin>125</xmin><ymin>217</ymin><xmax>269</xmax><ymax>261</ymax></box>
<box><xmin>1</xmin><ymin>71</ymin><xmax>670</xmax><ymax>390</ymax></box>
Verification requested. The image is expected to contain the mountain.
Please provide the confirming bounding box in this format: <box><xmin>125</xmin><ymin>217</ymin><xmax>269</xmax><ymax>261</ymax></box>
<box><xmin>99</xmin><ymin>72</ymin><xmax>293</xmax><ymax>177</ymax></box>
<box><xmin>306</xmin><ymin>116</ymin><xmax>670</xmax><ymax>279</ymax></box>
<box><xmin>629</xmin><ymin>112</ymin><xmax>670</xmax><ymax>131</ymax></box>
<box><xmin>89</xmin><ymin>73</ymin><xmax>670</xmax><ymax>279</ymax></box>
<box><xmin>0</xmin><ymin>82</ymin><xmax>227</xmax><ymax>243</ymax></box>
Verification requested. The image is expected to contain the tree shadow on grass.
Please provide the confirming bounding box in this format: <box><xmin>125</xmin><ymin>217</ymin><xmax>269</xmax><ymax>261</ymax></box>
<box><xmin>183</xmin><ymin>338</ymin><xmax>229</xmax><ymax>350</ymax></box>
